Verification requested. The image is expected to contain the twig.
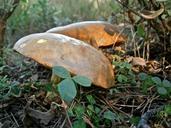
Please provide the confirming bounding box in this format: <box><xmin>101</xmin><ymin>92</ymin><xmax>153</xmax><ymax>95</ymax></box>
<box><xmin>141</xmin><ymin>94</ymin><xmax>159</xmax><ymax>114</ymax></box>
<box><xmin>97</xmin><ymin>95</ymin><xmax>131</xmax><ymax>117</ymax></box>
<box><xmin>116</xmin><ymin>0</ymin><xmax>143</xmax><ymax>18</ymax></box>
<box><xmin>59</xmin><ymin>117</ymin><xmax>67</xmax><ymax>128</ymax></box>
<box><xmin>114</xmin><ymin>104</ymin><xmax>138</xmax><ymax>108</ymax></box>
<box><xmin>63</xmin><ymin>103</ymin><xmax>73</xmax><ymax>128</ymax></box>
<box><xmin>10</xmin><ymin>112</ymin><xmax>20</xmax><ymax>128</ymax></box>
<box><xmin>52</xmin><ymin>115</ymin><xmax>63</xmax><ymax>128</ymax></box>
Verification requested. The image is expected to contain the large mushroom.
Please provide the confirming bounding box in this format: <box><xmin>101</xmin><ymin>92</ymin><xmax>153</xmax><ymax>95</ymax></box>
<box><xmin>13</xmin><ymin>33</ymin><xmax>115</xmax><ymax>88</ymax></box>
<box><xmin>46</xmin><ymin>21</ymin><xmax>126</xmax><ymax>48</ymax></box>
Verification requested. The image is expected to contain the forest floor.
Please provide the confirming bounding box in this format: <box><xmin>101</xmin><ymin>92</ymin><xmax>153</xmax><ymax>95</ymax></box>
<box><xmin>0</xmin><ymin>48</ymin><xmax>170</xmax><ymax>128</ymax></box>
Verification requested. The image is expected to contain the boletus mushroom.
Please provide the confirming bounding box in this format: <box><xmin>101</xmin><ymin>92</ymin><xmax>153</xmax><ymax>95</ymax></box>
<box><xmin>46</xmin><ymin>21</ymin><xmax>126</xmax><ymax>48</ymax></box>
<box><xmin>13</xmin><ymin>33</ymin><xmax>115</xmax><ymax>88</ymax></box>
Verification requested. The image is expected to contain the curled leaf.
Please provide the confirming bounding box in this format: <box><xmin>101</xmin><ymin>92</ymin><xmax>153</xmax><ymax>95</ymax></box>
<box><xmin>139</xmin><ymin>8</ymin><xmax>164</xmax><ymax>20</ymax></box>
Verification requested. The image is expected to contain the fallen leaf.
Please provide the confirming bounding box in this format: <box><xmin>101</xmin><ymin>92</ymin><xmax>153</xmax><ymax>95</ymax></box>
<box><xmin>139</xmin><ymin>7</ymin><xmax>164</xmax><ymax>20</ymax></box>
<box><xmin>132</xmin><ymin>57</ymin><xmax>146</xmax><ymax>66</ymax></box>
<box><xmin>24</xmin><ymin>102</ymin><xmax>56</xmax><ymax>125</ymax></box>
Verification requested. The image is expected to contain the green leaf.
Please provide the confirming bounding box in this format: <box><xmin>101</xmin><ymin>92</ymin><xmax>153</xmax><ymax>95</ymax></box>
<box><xmin>164</xmin><ymin>105</ymin><xmax>171</xmax><ymax>115</ymax></box>
<box><xmin>57</xmin><ymin>78</ymin><xmax>77</xmax><ymax>102</ymax></box>
<box><xmin>87</xmin><ymin>105</ymin><xmax>94</xmax><ymax>116</ymax></box>
<box><xmin>141</xmin><ymin>78</ymin><xmax>154</xmax><ymax>93</ymax></box>
<box><xmin>10</xmin><ymin>85</ymin><xmax>21</xmax><ymax>97</ymax></box>
<box><xmin>157</xmin><ymin>87</ymin><xmax>168</xmax><ymax>95</ymax></box>
<box><xmin>72</xmin><ymin>75</ymin><xmax>91</xmax><ymax>87</ymax></box>
<box><xmin>138</xmin><ymin>72</ymin><xmax>147</xmax><ymax>81</ymax></box>
<box><xmin>124</xmin><ymin>62</ymin><xmax>132</xmax><ymax>69</ymax></box>
<box><xmin>87</xmin><ymin>105</ymin><xmax>94</xmax><ymax>112</ymax></box>
<box><xmin>130</xmin><ymin>116</ymin><xmax>140</xmax><ymax>125</ymax></box>
<box><xmin>86</xmin><ymin>95</ymin><xmax>96</xmax><ymax>105</ymax></box>
<box><xmin>112</xmin><ymin>61</ymin><xmax>119</xmax><ymax>66</ymax></box>
<box><xmin>103</xmin><ymin>110</ymin><xmax>116</xmax><ymax>121</ymax></box>
<box><xmin>162</xmin><ymin>80</ymin><xmax>171</xmax><ymax>88</ymax></box>
<box><xmin>95</xmin><ymin>106</ymin><xmax>101</xmax><ymax>114</ymax></box>
<box><xmin>74</xmin><ymin>105</ymin><xmax>85</xmax><ymax>118</ymax></box>
<box><xmin>44</xmin><ymin>83</ymin><xmax>53</xmax><ymax>92</ymax></box>
<box><xmin>52</xmin><ymin>66</ymin><xmax>71</xmax><ymax>79</ymax></box>
<box><xmin>117</xmin><ymin>74</ymin><xmax>128</xmax><ymax>83</ymax></box>
<box><xmin>73</xmin><ymin>119</ymin><xmax>86</xmax><ymax>128</ymax></box>
<box><xmin>152</xmin><ymin>77</ymin><xmax>161</xmax><ymax>85</ymax></box>
<box><xmin>137</xmin><ymin>24</ymin><xmax>145</xmax><ymax>37</ymax></box>
<box><xmin>67</xmin><ymin>107</ymin><xmax>74</xmax><ymax>117</ymax></box>
<box><xmin>119</xmin><ymin>63</ymin><xmax>126</xmax><ymax>69</ymax></box>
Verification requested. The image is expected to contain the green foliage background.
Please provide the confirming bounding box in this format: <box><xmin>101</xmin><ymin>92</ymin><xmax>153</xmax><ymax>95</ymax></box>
<box><xmin>5</xmin><ymin>0</ymin><xmax>120</xmax><ymax>47</ymax></box>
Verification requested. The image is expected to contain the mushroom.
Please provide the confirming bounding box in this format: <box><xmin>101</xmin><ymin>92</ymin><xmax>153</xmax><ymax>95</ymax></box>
<box><xmin>46</xmin><ymin>21</ymin><xmax>126</xmax><ymax>48</ymax></box>
<box><xmin>13</xmin><ymin>33</ymin><xmax>115</xmax><ymax>88</ymax></box>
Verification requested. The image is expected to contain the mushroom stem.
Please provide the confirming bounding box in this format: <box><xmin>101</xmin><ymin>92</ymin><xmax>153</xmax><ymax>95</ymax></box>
<box><xmin>44</xmin><ymin>74</ymin><xmax>61</xmax><ymax>104</ymax></box>
<box><xmin>51</xmin><ymin>74</ymin><xmax>61</xmax><ymax>85</ymax></box>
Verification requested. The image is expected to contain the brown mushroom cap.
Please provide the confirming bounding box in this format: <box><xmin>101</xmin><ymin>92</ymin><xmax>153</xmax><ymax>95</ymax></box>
<box><xmin>46</xmin><ymin>21</ymin><xmax>126</xmax><ymax>47</ymax></box>
<box><xmin>13</xmin><ymin>33</ymin><xmax>115</xmax><ymax>88</ymax></box>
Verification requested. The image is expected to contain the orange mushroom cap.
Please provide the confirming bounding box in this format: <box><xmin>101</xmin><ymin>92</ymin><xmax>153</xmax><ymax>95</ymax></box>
<box><xmin>13</xmin><ymin>33</ymin><xmax>115</xmax><ymax>88</ymax></box>
<box><xmin>46</xmin><ymin>21</ymin><xmax>126</xmax><ymax>47</ymax></box>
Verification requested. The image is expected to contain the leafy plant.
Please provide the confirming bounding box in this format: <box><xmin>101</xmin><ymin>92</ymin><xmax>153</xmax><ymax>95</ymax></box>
<box><xmin>67</xmin><ymin>94</ymin><xmax>123</xmax><ymax>128</ymax></box>
<box><xmin>163</xmin><ymin>104</ymin><xmax>171</xmax><ymax>116</ymax></box>
<box><xmin>6</xmin><ymin>0</ymin><xmax>58</xmax><ymax>47</ymax></box>
<box><xmin>138</xmin><ymin>72</ymin><xmax>154</xmax><ymax>93</ymax></box>
<box><xmin>113</xmin><ymin>61</ymin><xmax>136</xmax><ymax>84</ymax></box>
<box><xmin>103</xmin><ymin>110</ymin><xmax>117</xmax><ymax>120</ymax></box>
<box><xmin>130</xmin><ymin>116</ymin><xmax>140</xmax><ymax>126</ymax></box>
<box><xmin>52</xmin><ymin>66</ymin><xmax>92</xmax><ymax>103</ymax></box>
<box><xmin>67</xmin><ymin>95</ymin><xmax>98</xmax><ymax>128</ymax></box>
<box><xmin>6</xmin><ymin>0</ymin><xmax>116</xmax><ymax>47</ymax></box>
<box><xmin>137</xmin><ymin>24</ymin><xmax>146</xmax><ymax>38</ymax></box>
<box><xmin>0</xmin><ymin>75</ymin><xmax>21</xmax><ymax>100</ymax></box>
<box><xmin>86</xmin><ymin>95</ymin><xmax>101</xmax><ymax>126</ymax></box>
<box><xmin>152</xmin><ymin>77</ymin><xmax>171</xmax><ymax>96</ymax></box>
<box><xmin>138</xmin><ymin>72</ymin><xmax>171</xmax><ymax>96</ymax></box>
<box><xmin>73</xmin><ymin>119</ymin><xmax>86</xmax><ymax>128</ymax></box>
<box><xmin>72</xmin><ymin>105</ymin><xmax>86</xmax><ymax>128</ymax></box>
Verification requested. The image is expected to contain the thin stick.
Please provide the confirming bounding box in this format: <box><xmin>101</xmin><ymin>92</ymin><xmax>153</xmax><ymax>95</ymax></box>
<box><xmin>11</xmin><ymin>112</ymin><xmax>20</xmax><ymax>128</ymax></box>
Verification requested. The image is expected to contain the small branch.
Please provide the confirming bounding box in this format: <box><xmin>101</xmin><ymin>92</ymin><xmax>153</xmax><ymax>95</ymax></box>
<box><xmin>116</xmin><ymin>0</ymin><xmax>143</xmax><ymax>18</ymax></box>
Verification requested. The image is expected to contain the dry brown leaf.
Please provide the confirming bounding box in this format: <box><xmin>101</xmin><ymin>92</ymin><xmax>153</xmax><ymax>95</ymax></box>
<box><xmin>114</xmin><ymin>46</ymin><xmax>125</xmax><ymax>53</ymax></box>
<box><xmin>139</xmin><ymin>8</ymin><xmax>164</xmax><ymax>20</ymax></box>
<box><xmin>24</xmin><ymin>102</ymin><xmax>56</xmax><ymax>125</ymax></box>
<box><xmin>146</xmin><ymin>60</ymin><xmax>161</xmax><ymax>74</ymax></box>
<box><xmin>131</xmin><ymin>57</ymin><xmax>146</xmax><ymax>73</ymax></box>
<box><xmin>132</xmin><ymin>57</ymin><xmax>146</xmax><ymax>66</ymax></box>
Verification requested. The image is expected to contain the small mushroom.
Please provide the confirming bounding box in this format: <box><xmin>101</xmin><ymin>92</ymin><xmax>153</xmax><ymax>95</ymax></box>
<box><xmin>46</xmin><ymin>21</ymin><xmax>126</xmax><ymax>48</ymax></box>
<box><xmin>13</xmin><ymin>33</ymin><xmax>115</xmax><ymax>88</ymax></box>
